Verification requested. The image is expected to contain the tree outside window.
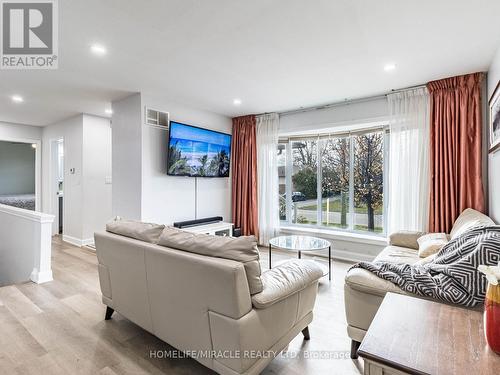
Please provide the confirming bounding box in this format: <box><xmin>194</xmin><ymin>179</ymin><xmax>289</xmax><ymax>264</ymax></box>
<box><xmin>279</xmin><ymin>129</ymin><xmax>386</xmax><ymax>235</ymax></box>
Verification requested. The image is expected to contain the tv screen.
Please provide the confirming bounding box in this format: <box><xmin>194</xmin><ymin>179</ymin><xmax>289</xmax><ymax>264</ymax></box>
<box><xmin>167</xmin><ymin>121</ymin><xmax>232</xmax><ymax>177</ymax></box>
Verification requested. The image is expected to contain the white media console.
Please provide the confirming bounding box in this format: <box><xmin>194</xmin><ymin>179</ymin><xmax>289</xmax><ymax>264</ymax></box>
<box><xmin>181</xmin><ymin>221</ymin><xmax>234</xmax><ymax>237</ymax></box>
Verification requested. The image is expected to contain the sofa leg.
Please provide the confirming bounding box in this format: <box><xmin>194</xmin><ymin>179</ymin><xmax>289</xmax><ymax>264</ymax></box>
<box><xmin>105</xmin><ymin>306</ymin><xmax>114</xmax><ymax>320</ymax></box>
<box><xmin>302</xmin><ymin>326</ymin><xmax>310</xmax><ymax>340</ymax></box>
<box><xmin>350</xmin><ymin>340</ymin><xmax>361</xmax><ymax>359</ymax></box>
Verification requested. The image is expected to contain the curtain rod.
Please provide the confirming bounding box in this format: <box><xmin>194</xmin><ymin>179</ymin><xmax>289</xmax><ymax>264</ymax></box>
<box><xmin>256</xmin><ymin>83</ymin><xmax>427</xmax><ymax>118</ymax></box>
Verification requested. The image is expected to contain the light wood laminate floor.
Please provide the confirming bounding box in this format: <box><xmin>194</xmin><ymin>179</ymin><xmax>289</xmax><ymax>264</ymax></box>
<box><xmin>0</xmin><ymin>236</ymin><xmax>363</xmax><ymax>375</ymax></box>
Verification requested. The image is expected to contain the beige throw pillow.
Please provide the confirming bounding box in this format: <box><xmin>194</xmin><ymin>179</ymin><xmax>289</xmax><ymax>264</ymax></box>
<box><xmin>106</xmin><ymin>217</ymin><xmax>165</xmax><ymax>244</ymax></box>
<box><xmin>158</xmin><ymin>227</ymin><xmax>263</xmax><ymax>295</ymax></box>
<box><xmin>417</xmin><ymin>233</ymin><xmax>448</xmax><ymax>258</ymax></box>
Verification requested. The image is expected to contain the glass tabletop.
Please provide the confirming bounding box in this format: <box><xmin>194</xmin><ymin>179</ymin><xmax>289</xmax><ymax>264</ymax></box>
<box><xmin>269</xmin><ymin>235</ymin><xmax>330</xmax><ymax>251</ymax></box>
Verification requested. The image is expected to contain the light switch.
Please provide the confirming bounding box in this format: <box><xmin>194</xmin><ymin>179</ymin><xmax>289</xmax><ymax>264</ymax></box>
<box><xmin>105</xmin><ymin>176</ymin><xmax>112</xmax><ymax>184</ymax></box>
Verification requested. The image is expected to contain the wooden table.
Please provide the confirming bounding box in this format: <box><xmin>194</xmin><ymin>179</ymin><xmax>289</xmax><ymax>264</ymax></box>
<box><xmin>358</xmin><ymin>292</ymin><xmax>500</xmax><ymax>375</ymax></box>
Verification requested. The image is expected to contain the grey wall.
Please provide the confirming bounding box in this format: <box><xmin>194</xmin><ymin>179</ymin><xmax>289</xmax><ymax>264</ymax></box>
<box><xmin>0</xmin><ymin>141</ymin><xmax>36</xmax><ymax>195</ymax></box>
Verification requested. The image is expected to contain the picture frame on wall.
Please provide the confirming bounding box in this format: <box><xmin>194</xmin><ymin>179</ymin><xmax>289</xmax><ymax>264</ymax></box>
<box><xmin>490</xmin><ymin>80</ymin><xmax>500</xmax><ymax>153</ymax></box>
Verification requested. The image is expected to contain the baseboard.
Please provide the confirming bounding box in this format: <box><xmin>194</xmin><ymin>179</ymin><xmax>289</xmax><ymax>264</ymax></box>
<box><xmin>82</xmin><ymin>238</ymin><xmax>94</xmax><ymax>247</ymax></box>
<box><xmin>331</xmin><ymin>249</ymin><xmax>375</xmax><ymax>263</ymax></box>
<box><xmin>62</xmin><ymin>235</ymin><xmax>94</xmax><ymax>248</ymax></box>
<box><xmin>308</xmin><ymin>249</ymin><xmax>374</xmax><ymax>263</ymax></box>
<box><xmin>30</xmin><ymin>269</ymin><xmax>53</xmax><ymax>284</ymax></box>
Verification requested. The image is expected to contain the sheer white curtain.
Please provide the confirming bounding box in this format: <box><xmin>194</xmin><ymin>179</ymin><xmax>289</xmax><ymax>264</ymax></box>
<box><xmin>388</xmin><ymin>87</ymin><xmax>430</xmax><ymax>233</ymax></box>
<box><xmin>256</xmin><ymin>113</ymin><xmax>280</xmax><ymax>245</ymax></box>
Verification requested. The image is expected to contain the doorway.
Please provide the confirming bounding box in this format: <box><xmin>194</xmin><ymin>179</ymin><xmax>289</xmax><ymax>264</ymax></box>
<box><xmin>0</xmin><ymin>140</ymin><xmax>37</xmax><ymax>210</ymax></box>
<box><xmin>51</xmin><ymin>139</ymin><xmax>64</xmax><ymax>235</ymax></box>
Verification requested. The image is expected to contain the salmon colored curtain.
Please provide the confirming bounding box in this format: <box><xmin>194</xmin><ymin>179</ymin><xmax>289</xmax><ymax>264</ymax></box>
<box><xmin>231</xmin><ymin>115</ymin><xmax>259</xmax><ymax>236</ymax></box>
<box><xmin>427</xmin><ymin>72</ymin><xmax>485</xmax><ymax>233</ymax></box>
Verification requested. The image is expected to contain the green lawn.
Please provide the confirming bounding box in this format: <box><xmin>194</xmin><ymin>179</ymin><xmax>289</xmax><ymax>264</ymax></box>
<box><xmin>300</xmin><ymin>199</ymin><xmax>382</xmax><ymax>215</ymax></box>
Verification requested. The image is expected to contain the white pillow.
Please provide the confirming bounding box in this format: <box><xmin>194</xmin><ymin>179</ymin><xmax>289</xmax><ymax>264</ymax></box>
<box><xmin>417</xmin><ymin>233</ymin><xmax>448</xmax><ymax>258</ymax></box>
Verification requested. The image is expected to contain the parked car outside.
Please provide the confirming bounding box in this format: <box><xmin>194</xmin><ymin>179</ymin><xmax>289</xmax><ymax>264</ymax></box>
<box><xmin>290</xmin><ymin>192</ymin><xmax>306</xmax><ymax>202</ymax></box>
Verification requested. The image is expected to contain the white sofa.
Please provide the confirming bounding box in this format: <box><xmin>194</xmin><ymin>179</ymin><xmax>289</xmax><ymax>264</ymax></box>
<box><xmin>95</xmin><ymin>223</ymin><xmax>323</xmax><ymax>375</ymax></box>
<box><xmin>344</xmin><ymin>208</ymin><xmax>495</xmax><ymax>358</ymax></box>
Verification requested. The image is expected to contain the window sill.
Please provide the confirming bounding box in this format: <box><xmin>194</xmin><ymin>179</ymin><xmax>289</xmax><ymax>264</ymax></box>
<box><xmin>279</xmin><ymin>225</ymin><xmax>388</xmax><ymax>246</ymax></box>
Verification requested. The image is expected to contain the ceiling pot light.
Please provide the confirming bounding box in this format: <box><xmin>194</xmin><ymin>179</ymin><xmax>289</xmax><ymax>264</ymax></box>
<box><xmin>233</xmin><ymin>98</ymin><xmax>242</xmax><ymax>106</ymax></box>
<box><xmin>11</xmin><ymin>95</ymin><xmax>24</xmax><ymax>103</ymax></box>
<box><xmin>90</xmin><ymin>44</ymin><xmax>107</xmax><ymax>55</ymax></box>
<box><xmin>384</xmin><ymin>63</ymin><xmax>396</xmax><ymax>72</ymax></box>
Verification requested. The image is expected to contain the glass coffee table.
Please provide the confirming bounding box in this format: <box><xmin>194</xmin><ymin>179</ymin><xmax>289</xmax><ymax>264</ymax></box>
<box><xmin>268</xmin><ymin>235</ymin><xmax>331</xmax><ymax>281</ymax></box>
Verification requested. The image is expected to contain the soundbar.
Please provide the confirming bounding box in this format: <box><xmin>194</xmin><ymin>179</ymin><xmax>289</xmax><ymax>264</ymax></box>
<box><xmin>173</xmin><ymin>216</ymin><xmax>224</xmax><ymax>229</ymax></box>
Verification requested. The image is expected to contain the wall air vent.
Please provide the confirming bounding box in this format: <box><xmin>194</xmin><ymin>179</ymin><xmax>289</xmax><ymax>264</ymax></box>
<box><xmin>145</xmin><ymin>107</ymin><xmax>169</xmax><ymax>130</ymax></box>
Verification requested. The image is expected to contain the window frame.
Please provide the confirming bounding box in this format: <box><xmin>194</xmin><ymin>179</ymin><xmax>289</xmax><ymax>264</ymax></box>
<box><xmin>279</xmin><ymin>125</ymin><xmax>389</xmax><ymax>237</ymax></box>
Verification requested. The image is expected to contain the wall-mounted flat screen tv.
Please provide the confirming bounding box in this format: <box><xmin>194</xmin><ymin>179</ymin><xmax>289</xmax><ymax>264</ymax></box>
<box><xmin>167</xmin><ymin>121</ymin><xmax>232</xmax><ymax>177</ymax></box>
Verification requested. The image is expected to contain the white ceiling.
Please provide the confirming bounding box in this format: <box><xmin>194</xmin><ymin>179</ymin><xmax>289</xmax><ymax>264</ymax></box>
<box><xmin>1</xmin><ymin>0</ymin><xmax>500</xmax><ymax>126</ymax></box>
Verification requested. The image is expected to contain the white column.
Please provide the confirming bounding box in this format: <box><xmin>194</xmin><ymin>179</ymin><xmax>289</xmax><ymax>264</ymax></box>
<box><xmin>30</xmin><ymin>214</ymin><xmax>54</xmax><ymax>283</ymax></box>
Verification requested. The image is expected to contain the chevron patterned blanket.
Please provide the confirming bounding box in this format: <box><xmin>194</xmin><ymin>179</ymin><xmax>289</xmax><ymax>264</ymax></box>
<box><xmin>353</xmin><ymin>226</ymin><xmax>500</xmax><ymax>307</ymax></box>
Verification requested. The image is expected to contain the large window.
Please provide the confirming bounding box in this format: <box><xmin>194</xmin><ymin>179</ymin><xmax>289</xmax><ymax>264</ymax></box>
<box><xmin>278</xmin><ymin>128</ymin><xmax>387</xmax><ymax>235</ymax></box>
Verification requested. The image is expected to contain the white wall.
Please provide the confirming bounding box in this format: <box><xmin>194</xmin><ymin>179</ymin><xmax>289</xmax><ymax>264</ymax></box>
<box><xmin>0</xmin><ymin>121</ymin><xmax>42</xmax><ymax>141</ymax></box>
<box><xmin>82</xmin><ymin>115</ymin><xmax>112</xmax><ymax>241</ymax></box>
<box><xmin>141</xmin><ymin>94</ymin><xmax>232</xmax><ymax>225</ymax></box>
<box><xmin>42</xmin><ymin>114</ymin><xmax>112</xmax><ymax>245</ymax></box>
<box><xmin>488</xmin><ymin>46</ymin><xmax>500</xmax><ymax>223</ymax></box>
<box><xmin>112</xmin><ymin>93</ymin><xmax>232</xmax><ymax>226</ymax></box>
<box><xmin>111</xmin><ymin>94</ymin><xmax>142</xmax><ymax>220</ymax></box>
<box><xmin>42</xmin><ymin>115</ymin><xmax>83</xmax><ymax>239</ymax></box>
<box><xmin>0</xmin><ymin>141</ymin><xmax>36</xmax><ymax>195</ymax></box>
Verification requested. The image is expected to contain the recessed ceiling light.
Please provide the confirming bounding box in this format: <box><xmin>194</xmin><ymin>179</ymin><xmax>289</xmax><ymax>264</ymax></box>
<box><xmin>233</xmin><ymin>98</ymin><xmax>242</xmax><ymax>106</ymax></box>
<box><xmin>90</xmin><ymin>44</ymin><xmax>107</xmax><ymax>56</ymax></box>
<box><xmin>384</xmin><ymin>63</ymin><xmax>396</xmax><ymax>72</ymax></box>
<box><xmin>11</xmin><ymin>95</ymin><xmax>24</xmax><ymax>103</ymax></box>
<box><xmin>105</xmin><ymin>109</ymin><xmax>113</xmax><ymax>115</ymax></box>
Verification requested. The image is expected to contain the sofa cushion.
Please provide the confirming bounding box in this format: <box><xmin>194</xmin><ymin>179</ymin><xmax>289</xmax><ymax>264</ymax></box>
<box><xmin>251</xmin><ymin>260</ymin><xmax>323</xmax><ymax>309</ymax></box>
<box><xmin>345</xmin><ymin>245</ymin><xmax>420</xmax><ymax>297</ymax></box>
<box><xmin>388</xmin><ymin>231</ymin><xmax>426</xmax><ymax>250</ymax></box>
<box><xmin>417</xmin><ymin>233</ymin><xmax>448</xmax><ymax>258</ymax></box>
<box><xmin>106</xmin><ymin>217</ymin><xmax>165</xmax><ymax>244</ymax></box>
<box><xmin>450</xmin><ymin>208</ymin><xmax>494</xmax><ymax>239</ymax></box>
<box><xmin>158</xmin><ymin>227</ymin><xmax>263</xmax><ymax>294</ymax></box>
<box><xmin>374</xmin><ymin>245</ymin><xmax>421</xmax><ymax>264</ymax></box>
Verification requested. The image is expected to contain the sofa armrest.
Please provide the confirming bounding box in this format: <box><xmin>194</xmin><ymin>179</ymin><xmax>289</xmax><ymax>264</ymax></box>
<box><xmin>251</xmin><ymin>259</ymin><xmax>323</xmax><ymax>309</ymax></box>
<box><xmin>388</xmin><ymin>231</ymin><xmax>426</xmax><ymax>250</ymax></box>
